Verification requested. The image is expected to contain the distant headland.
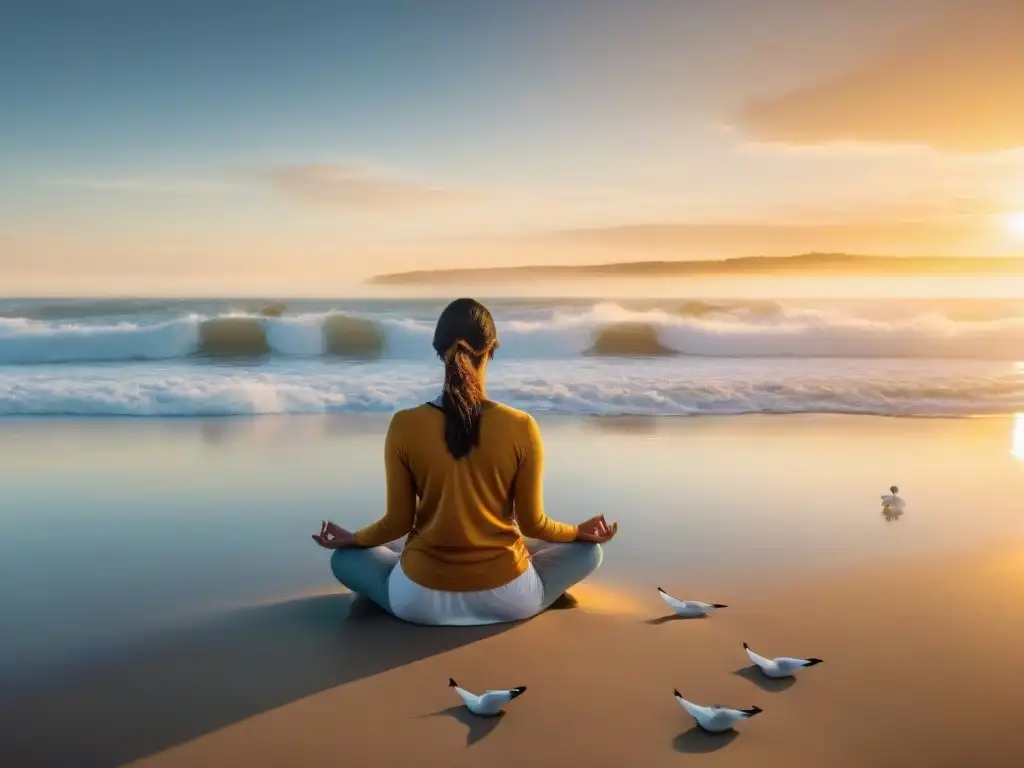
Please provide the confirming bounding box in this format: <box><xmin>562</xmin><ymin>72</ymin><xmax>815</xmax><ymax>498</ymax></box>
<box><xmin>367</xmin><ymin>253</ymin><xmax>1024</xmax><ymax>285</ymax></box>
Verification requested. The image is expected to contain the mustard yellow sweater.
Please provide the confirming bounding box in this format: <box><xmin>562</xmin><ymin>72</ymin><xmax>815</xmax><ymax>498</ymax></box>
<box><xmin>352</xmin><ymin>402</ymin><xmax>579</xmax><ymax>591</ymax></box>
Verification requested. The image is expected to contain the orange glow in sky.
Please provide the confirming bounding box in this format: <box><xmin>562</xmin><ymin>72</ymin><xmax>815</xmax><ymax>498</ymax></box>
<box><xmin>1006</xmin><ymin>212</ymin><xmax>1024</xmax><ymax>240</ymax></box>
<box><xmin>2</xmin><ymin>0</ymin><xmax>1023</xmax><ymax>296</ymax></box>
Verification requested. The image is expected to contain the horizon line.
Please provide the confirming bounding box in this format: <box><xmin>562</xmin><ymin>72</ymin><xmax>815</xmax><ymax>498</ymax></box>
<box><xmin>367</xmin><ymin>252</ymin><xmax>1024</xmax><ymax>285</ymax></box>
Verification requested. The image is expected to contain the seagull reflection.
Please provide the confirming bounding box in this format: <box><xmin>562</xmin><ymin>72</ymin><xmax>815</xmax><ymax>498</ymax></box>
<box><xmin>881</xmin><ymin>507</ymin><xmax>904</xmax><ymax>522</ymax></box>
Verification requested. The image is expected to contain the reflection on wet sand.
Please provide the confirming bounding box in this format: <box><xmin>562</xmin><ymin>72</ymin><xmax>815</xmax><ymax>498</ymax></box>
<box><xmin>199</xmin><ymin>413</ymin><xmax>389</xmax><ymax>446</ymax></box>
<box><xmin>585</xmin><ymin>415</ymin><xmax>661</xmax><ymax>435</ymax></box>
<box><xmin>566</xmin><ymin>582</ymin><xmax>649</xmax><ymax>616</ymax></box>
<box><xmin>1012</xmin><ymin>413</ymin><xmax>1024</xmax><ymax>461</ymax></box>
<box><xmin>881</xmin><ymin>507</ymin><xmax>904</xmax><ymax>522</ymax></box>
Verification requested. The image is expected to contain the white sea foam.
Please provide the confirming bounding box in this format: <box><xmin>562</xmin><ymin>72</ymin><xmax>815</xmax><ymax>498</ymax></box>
<box><xmin>1</xmin><ymin>359</ymin><xmax>1020</xmax><ymax>417</ymax></box>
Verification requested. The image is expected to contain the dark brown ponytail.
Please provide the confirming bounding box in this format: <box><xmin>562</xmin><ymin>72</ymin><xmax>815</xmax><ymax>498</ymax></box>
<box><xmin>432</xmin><ymin>299</ymin><xmax>499</xmax><ymax>459</ymax></box>
<box><xmin>441</xmin><ymin>342</ymin><xmax>485</xmax><ymax>459</ymax></box>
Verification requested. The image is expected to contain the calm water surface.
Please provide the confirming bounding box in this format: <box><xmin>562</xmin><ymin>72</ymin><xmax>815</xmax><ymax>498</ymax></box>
<box><xmin>1</xmin><ymin>413</ymin><xmax>1022</xmax><ymax>682</ymax></box>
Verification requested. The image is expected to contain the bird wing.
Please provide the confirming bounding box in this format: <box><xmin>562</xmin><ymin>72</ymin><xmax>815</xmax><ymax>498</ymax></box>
<box><xmin>745</xmin><ymin>645</ymin><xmax>774</xmax><ymax>668</ymax></box>
<box><xmin>658</xmin><ymin>589</ymin><xmax>689</xmax><ymax>612</ymax></box>
<box><xmin>479</xmin><ymin>690</ymin><xmax>512</xmax><ymax>709</ymax></box>
<box><xmin>703</xmin><ymin>707</ymin><xmax>748</xmax><ymax>729</ymax></box>
<box><xmin>453</xmin><ymin>686</ymin><xmax>480</xmax><ymax>708</ymax></box>
<box><xmin>674</xmin><ymin>692</ymin><xmax>709</xmax><ymax>719</ymax></box>
<box><xmin>775</xmin><ymin>656</ymin><xmax>810</xmax><ymax>667</ymax></box>
<box><xmin>659</xmin><ymin>590</ymin><xmax>712</xmax><ymax>615</ymax></box>
<box><xmin>483</xmin><ymin>689</ymin><xmax>513</xmax><ymax>700</ymax></box>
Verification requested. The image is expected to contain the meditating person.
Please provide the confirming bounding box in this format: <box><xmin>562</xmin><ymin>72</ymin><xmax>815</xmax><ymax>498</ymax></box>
<box><xmin>312</xmin><ymin>297</ymin><xmax>617</xmax><ymax>626</ymax></box>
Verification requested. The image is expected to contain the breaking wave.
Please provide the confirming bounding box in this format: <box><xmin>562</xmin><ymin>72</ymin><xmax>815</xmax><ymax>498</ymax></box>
<box><xmin>585</xmin><ymin>323</ymin><xmax>678</xmax><ymax>356</ymax></box>
<box><xmin>4</xmin><ymin>302</ymin><xmax>1024</xmax><ymax>365</ymax></box>
<box><xmin>0</xmin><ymin>313</ymin><xmax>397</xmax><ymax>364</ymax></box>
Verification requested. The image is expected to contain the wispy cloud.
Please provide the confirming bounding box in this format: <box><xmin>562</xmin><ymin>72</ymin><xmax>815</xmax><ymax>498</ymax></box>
<box><xmin>731</xmin><ymin>0</ymin><xmax>1024</xmax><ymax>154</ymax></box>
<box><xmin>41</xmin><ymin>178</ymin><xmax>235</xmax><ymax>194</ymax></box>
<box><xmin>522</xmin><ymin>215</ymin><xmax>1018</xmax><ymax>258</ymax></box>
<box><xmin>772</xmin><ymin>196</ymin><xmax>1012</xmax><ymax>224</ymax></box>
<box><xmin>255</xmin><ymin>164</ymin><xmax>470</xmax><ymax>210</ymax></box>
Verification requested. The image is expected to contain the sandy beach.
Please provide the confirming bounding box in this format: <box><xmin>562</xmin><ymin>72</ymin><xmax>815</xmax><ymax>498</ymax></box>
<box><xmin>125</xmin><ymin>549</ymin><xmax>1024</xmax><ymax>768</ymax></box>
<box><xmin>3</xmin><ymin>413</ymin><xmax>1024</xmax><ymax>767</ymax></box>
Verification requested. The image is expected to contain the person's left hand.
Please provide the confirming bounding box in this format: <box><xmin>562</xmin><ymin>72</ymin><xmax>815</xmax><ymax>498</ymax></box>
<box><xmin>574</xmin><ymin>514</ymin><xmax>619</xmax><ymax>543</ymax></box>
<box><xmin>312</xmin><ymin>520</ymin><xmax>355</xmax><ymax>549</ymax></box>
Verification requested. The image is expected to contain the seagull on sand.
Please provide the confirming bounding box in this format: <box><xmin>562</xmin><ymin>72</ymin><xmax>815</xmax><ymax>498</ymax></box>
<box><xmin>673</xmin><ymin>690</ymin><xmax>762</xmax><ymax>733</ymax></box>
<box><xmin>657</xmin><ymin>587</ymin><xmax>727</xmax><ymax>618</ymax></box>
<box><xmin>743</xmin><ymin>642</ymin><xmax>823</xmax><ymax>679</ymax></box>
<box><xmin>448</xmin><ymin>678</ymin><xmax>527</xmax><ymax>717</ymax></box>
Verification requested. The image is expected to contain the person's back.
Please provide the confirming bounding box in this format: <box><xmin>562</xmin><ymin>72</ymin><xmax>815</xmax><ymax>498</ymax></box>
<box><xmin>357</xmin><ymin>401</ymin><xmax>577</xmax><ymax>592</ymax></box>
<box><xmin>312</xmin><ymin>297</ymin><xmax>618</xmax><ymax>626</ymax></box>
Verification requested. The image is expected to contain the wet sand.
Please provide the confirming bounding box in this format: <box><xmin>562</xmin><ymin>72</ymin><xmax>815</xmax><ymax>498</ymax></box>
<box><xmin>2</xmin><ymin>414</ymin><xmax>1024</xmax><ymax>766</ymax></box>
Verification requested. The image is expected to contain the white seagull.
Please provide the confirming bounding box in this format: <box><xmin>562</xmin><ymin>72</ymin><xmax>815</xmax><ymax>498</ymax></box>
<box><xmin>881</xmin><ymin>486</ymin><xmax>905</xmax><ymax>511</ymax></box>
<box><xmin>657</xmin><ymin>587</ymin><xmax>727</xmax><ymax>618</ymax></box>
<box><xmin>449</xmin><ymin>678</ymin><xmax>527</xmax><ymax>717</ymax></box>
<box><xmin>743</xmin><ymin>642</ymin><xmax>823</xmax><ymax>679</ymax></box>
<box><xmin>673</xmin><ymin>690</ymin><xmax>762</xmax><ymax>733</ymax></box>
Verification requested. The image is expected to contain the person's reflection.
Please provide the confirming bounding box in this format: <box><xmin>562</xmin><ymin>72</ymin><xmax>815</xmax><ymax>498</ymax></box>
<box><xmin>587</xmin><ymin>415</ymin><xmax>660</xmax><ymax>435</ymax></box>
<box><xmin>881</xmin><ymin>507</ymin><xmax>904</xmax><ymax>522</ymax></box>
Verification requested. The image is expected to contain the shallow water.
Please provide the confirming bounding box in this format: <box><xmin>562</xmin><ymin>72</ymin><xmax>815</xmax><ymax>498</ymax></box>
<box><xmin>2</xmin><ymin>413</ymin><xmax>1023</xmax><ymax>684</ymax></box>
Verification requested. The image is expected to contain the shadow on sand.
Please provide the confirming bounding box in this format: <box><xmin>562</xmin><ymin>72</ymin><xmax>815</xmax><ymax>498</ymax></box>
<box><xmin>420</xmin><ymin>705</ymin><xmax>506</xmax><ymax>746</ymax></box>
<box><xmin>548</xmin><ymin>592</ymin><xmax>579</xmax><ymax>611</ymax></box>
<box><xmin>0</xmin><ymin>593</ymin><xmax>514</xmax><ymax>767</ymax></box>
<box><xmin>673</xmin><ymin>727</ymin><xmax>739</xmax><ymax>753</ymax></box>
<box><xmin>732</xmin><ymin>665</ymin><xmax>797</xmax><ymax>692</ymax></box>
<box><xmin>644</xmin><ymin>614</ymin><xmax>706</xmax><ymax>625</ymax></box>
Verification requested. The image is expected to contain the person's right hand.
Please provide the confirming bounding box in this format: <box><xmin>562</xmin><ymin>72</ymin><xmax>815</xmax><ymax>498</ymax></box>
<box><xmin>312</xmin><ymin>520</ymin><xmax>356</xmax><ymax>549</ymax></box>
<box><xmin>575</xmin><ymin>514</ymin><xmax>618</xmax><ymax>543</ymax></box>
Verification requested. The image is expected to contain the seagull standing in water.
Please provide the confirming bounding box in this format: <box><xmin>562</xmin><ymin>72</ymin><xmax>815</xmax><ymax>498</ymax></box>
<box><xmin>449</xmin><ymin>678</ymin><xmax>527</xmax><ymax>716</ymax></box>
<box><xmin>743</xmin><ymin>642</ymin><xmax>823</xmax><ymax>679</ymax></box>
<box><xmin>657</xmin><ymin>587</ymin><xmax>727</xmax><ymax>618</ymax></box>
<box><xmin>881</xmin><ymin>486</ymin><xmax>905</xmax><ymax>512</ymax></box>
<box><xmin>673</xmin><ymin>690</ymin><xmax>762</xmax><ymax>733</ymax></box>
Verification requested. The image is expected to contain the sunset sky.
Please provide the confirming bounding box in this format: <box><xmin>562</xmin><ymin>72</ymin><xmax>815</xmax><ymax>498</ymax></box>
<box><xmin>2</xmin><ymin>0</ymin><xmax>1023</xmax><ymax>295</ymax></box>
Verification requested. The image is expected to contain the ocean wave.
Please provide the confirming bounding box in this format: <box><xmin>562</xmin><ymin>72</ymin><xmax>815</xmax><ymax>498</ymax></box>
<box><xmin>194</xmin><ymin>314</ymin><xmax>386</xmax><ymax>357</ymax></box>
<box><xmin>1</xmin><ymin>360</ymin><xmax>1021</xmax><ymax>417</ymax></box>
<box><xmin>585</xmin><ymin>323</ymin><xmax>678</xmax><ymax>356</ymax></box>
<box><xmin>0</xmin><ymin>299</ymin><xmax>186</xmax><ymax>321</ymax></box>
<box><xmin>0</xmin><ymin>313</ymin><xmax>399</xmax><ymax>364</ymax></box>
<box><xmin>5</xmin><ymin>303</ymin><xmax>1024</xmax><ymax>365</ymax></box>
<box><xmin>0</xmin><ymin>316</ymin><xmax>202</xmax><ymax>364</ymax></box>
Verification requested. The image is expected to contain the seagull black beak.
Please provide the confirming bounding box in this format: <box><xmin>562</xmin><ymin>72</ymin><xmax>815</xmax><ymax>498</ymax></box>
<box><xmin>742</xmin><ymin>706</ymin><xmax>763</xmax><ymax>716</ymax></box>
<box><xmin>712</xmin><ymin>604</ymin><xmax>728</xmax><ymax>609</ymax></box>
<box><xmin>509</xmin><ymin>686</ymin><xmax>527</xmax><ymax>699</ymax></box>
<box><xmin>448</xmin><ymin>678</ymin><xmax>458</xmax><ymax>687</ymax></box>
<box><xmin>805</xmin><ymin>658</ymin><xmax>824</xmax><ymax>666</ymax></box>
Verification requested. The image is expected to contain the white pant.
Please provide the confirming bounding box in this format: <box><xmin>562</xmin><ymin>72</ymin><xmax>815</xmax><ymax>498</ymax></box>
<box><xmin>388</xmin><ymin>561</ymin><xmax>545</xmax><ymax>626</ymax></box>
<box><xmin>329</xmin><ymin>541</ymin><xmax>603</xmax><ymax>627</ymax></box>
